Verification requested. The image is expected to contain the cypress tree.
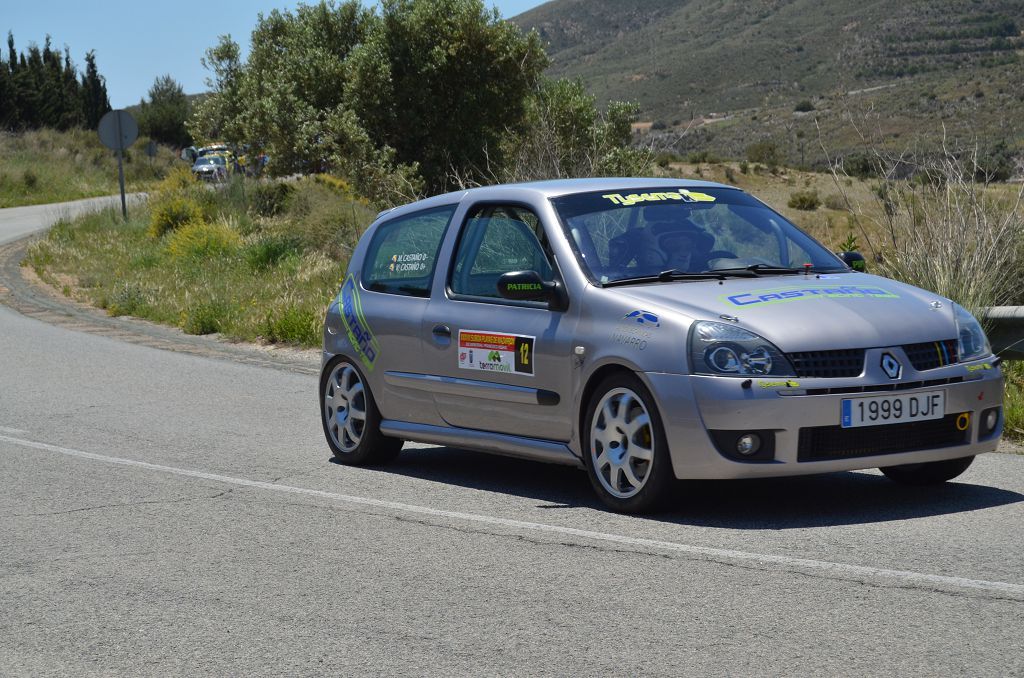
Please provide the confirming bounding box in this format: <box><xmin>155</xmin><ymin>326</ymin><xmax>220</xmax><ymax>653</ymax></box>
<box><xmin>80</xmin><ymin>50</ymin><xmax>110</xmax><ymax>129</ymax></box>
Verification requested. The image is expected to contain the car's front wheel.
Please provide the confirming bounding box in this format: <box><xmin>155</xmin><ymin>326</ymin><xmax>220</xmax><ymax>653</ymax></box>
<box><xmin>583</xmin><ymin>373</ymin><xmax>673</xmax><ymax>513</ymax></box>
<box><xmin>879</xmin><ymin>455</ymin><xmax>974</xmax><ymax>486</ymax></box>
<box><xmin>320</xmin><ymin>357</ymin><xmax>402</xmax><ymax>465</ymax></box>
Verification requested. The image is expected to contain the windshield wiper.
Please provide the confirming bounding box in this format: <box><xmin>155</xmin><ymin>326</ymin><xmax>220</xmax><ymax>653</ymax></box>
<box><xmin>598</xmin><ymin>270</ymin><xmax>753</xmax><ymax>288</ymax></box>
<box><xmin>712</xmin><ymin>264</ymin><xmax>814</xmax><ymax>276</ymax></box>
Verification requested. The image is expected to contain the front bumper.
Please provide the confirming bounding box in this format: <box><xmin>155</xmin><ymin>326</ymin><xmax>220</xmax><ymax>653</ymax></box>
<box><xmin>644</xmin><ymin>355</ymin><xmax>1003</xmax><ymax>480</ymax></box>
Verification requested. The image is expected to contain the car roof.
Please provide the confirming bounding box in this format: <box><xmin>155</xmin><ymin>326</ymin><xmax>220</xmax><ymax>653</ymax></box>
<box><xmin>376</xmin><ymin>177</ymin><xmax>739</xmax><ymax>221</ymax></box>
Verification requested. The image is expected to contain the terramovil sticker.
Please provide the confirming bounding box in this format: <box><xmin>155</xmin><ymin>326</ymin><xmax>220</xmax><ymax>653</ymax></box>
<box><xmin>723</xmin><ymin>285</ymin><xmax>899</xmax><ymax>307</ymax></box>
<box><xmin>458</xmin><ymin>330</ymin><xmax>535</xmax><ymax>376</ymax></box>
<box><xmin>340</xmin><ymin>275</ymin><xmax>380</xmax><ymax>371</ymax></box>
<box><xmin>602</xmin><ymin>189</ymin><xmax>716</xmax><ymax>206</ymax></box>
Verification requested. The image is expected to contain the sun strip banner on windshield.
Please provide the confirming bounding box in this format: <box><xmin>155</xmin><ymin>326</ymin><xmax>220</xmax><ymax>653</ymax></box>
<box><xmin>602</xmin><ymin>189</ymin><xmax>716</xmax><ymax>206</ymax></box>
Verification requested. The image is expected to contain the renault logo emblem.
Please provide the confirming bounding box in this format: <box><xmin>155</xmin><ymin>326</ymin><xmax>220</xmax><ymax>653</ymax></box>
<box><xmin>881</xmin><ymin>353</ymin><xmax>902</xmax><ymax>380</ymax></box>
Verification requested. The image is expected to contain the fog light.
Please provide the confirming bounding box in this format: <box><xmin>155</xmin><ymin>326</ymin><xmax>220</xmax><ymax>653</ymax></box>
<box><xmin>982</xmin><ymin>407</ymin><xmax>999</xmax><ymax>435</ymax></box>
<box><xmin>736</xmin><ymin>433</ymin><xmax>761</xmax><ymax>456</ymax></box>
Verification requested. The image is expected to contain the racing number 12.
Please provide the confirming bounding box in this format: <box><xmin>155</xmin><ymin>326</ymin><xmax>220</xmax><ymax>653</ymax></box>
<box><xmin>513</xmin><ymin>336</ymin><xmax>535</xmax><ymax>376</ymax></box>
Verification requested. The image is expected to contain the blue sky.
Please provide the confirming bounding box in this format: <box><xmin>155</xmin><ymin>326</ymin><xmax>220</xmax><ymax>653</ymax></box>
<box><xmin>3</xmin><ymin>0</ymin><xmax>548</xmax><ymax>108</ymax></box>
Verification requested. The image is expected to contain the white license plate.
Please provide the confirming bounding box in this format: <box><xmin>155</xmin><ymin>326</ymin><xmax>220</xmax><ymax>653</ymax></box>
<box><xmin>841</xmin><ymin>391</ymin><xmax>945</xmax><ymax>428</ymax></box>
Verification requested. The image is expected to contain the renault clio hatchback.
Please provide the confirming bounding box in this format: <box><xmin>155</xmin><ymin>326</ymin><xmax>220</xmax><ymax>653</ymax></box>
<box><xmin>319</xmin><ymin>178</ymin><xmax>1003</xmax><ymax>512</ymax></box>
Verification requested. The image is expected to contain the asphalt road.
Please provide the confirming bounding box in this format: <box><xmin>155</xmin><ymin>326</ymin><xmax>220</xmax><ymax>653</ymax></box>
<box><xmin>1</xmin><ymin>199</ymin><xmax>1023</xmax><ymax>676</ymax></box>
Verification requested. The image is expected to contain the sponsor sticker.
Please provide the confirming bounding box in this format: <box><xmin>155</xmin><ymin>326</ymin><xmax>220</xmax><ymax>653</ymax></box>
<box><xmin>722</xmin><ymin>285</ymin><xmax>899</xmax><ymax>307</ymax></box>
<box><xmin>340</xmin><ymin>275</ymin><xmax>381</xmax><ymax>371</ymax></box>
<box><xmin>387</xmin><ymin>252</ymin><xmax>428</xmax><ymax>274</ymax></box>
<box><xmin>458</xmin><ymin>330</ymin><xmax>535</xmax><ymax>376</ymax></box>
<box><xmin>612</xmin><ymin>310</ymin><xmax>660</xmax><ymax>350</ymax></box>
<box><xmin>601</xmin><ymin>189</ymin><xmax>716</xmax><ymax>207</ymax></box>
<box><xmin>758</xmin><ymin>380</ymin><xmax>800</xmax><ymax>389</ymax></box>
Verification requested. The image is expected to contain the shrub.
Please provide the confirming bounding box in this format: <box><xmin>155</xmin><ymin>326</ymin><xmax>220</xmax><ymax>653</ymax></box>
<box><xmin>724</xmin><ymin>166</ymin><xmax>736</xmax><ymax>183</ymax></box>
<box><xmin>687</xmin><ymin>150</ymin><xmax>718</xmax><ymax>163</ymax></box>
<box><xmin>794</xmin><ymin>100</ymin><xmax>815</xmax><ymax>112</ymax></box>
<box><xmin>158</xmin><ymin>164</ymin><xmax>199</xmax><ymax>192</ymax></box>
<box><xmin>149</xmin><ymin>194</ymin><xmax>204</xmax><ymax>238</ymax></box>
<box><xmin>262</xmin><ymin>306</ymin><xmax>320</xmax><ymax>345</ymax></box>
<box><xmin>746</xmin><ymin>141</ymin><xmax>780</xmax><ymax>168</ymax></box>
<box><xmin>22</xmin><ymin>169</ymin><xmax>39</xmax><ymax>190</ymax></box>
<box><xmin>739</xmin><ymin>161</ymin><xmax>749</xmax><ymax>174</ymax></box>
<box><xmin>788</xmin><ymin>190</ymin><xmax>821</xmax><ymax>210</ymax></box>
<box><xmin>252</xmin><ymin>180</ymin><xmax>295</xmax><ymax>217</ymax></box>
<box><xmin>181</xmin><ymin>301</ymin><xmax>230</xmax><ymax>335</ymax></box>
<box><xmin>166</xmin><ymin>219</ymin><xmax>241</xmax><ymax>259</ymax></box>
<box><xmin>244</xmin><ymin>234</ymin><xmax>301</xmax><ymax>270</ymax></box>
<box><xmin>824</xmin><ymin>193</ymin><xmax>849</xmax><ymax>211</ymax></box>
<box><xmin>107</xmin><ymin>282</ymin><xmax>147</xmax><ymax>317</ymax></box>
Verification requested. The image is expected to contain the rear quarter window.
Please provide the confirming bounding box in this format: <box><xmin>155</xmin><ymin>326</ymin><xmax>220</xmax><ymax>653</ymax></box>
<box><xmin>362</xmin><ymin>205</ymin><xmax>457</xmax><ymax>297</ymax></box>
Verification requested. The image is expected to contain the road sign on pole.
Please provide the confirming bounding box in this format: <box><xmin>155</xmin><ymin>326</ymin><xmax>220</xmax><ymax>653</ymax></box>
<box><xmin>97</xmin><ymin>110</ymin><xmax>139</xmax><ymax>220</ymax></box>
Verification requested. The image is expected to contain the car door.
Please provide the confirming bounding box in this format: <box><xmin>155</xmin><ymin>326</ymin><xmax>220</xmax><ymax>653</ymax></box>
<box><xmin>422</xmin><ymin>202</ymin><xmax>577</xmax><ymax>442</ymax></box>
<box><xmin>355</xmin><ymin>204</ymin><xmax>457</xmax><ymax>427</ymax></box>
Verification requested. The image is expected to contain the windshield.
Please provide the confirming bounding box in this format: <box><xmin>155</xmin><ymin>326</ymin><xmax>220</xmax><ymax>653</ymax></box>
<box><xmin>551</xmin><ymin>187</ymin><xmax>847</xmax><ymax>284</ymax></box>
<box><xmin>195</xmin><ymin>157</ymin><xmax>225</xmax><ymax>166</ymax></box>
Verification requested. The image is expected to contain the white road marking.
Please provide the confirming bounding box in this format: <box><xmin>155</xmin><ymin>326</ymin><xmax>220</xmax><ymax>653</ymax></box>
<box><xmin>0</xmin><ymin>426</ymin><xmax>29</xmax><ymax>435</ymax></box>
<box><xmin>2</xmin><ymin>431</ymin><xmax>1022</xmax><ymax>599</ymax></box>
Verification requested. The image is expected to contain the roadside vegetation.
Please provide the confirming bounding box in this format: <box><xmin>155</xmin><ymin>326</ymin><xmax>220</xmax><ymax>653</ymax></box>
<box><xmin>26</xmin><ymin>168</ymin><xmax>372</xmax><ymax>345</ymax></box>
<box><xmin>0</xmin><ymin>128</ymin><xmax>179</xmax><ymax>207</ymax></box>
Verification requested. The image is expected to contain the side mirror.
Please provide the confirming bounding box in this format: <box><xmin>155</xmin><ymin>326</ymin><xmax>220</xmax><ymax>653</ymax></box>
<box><xmin>497</xmin><ymin>270</ymin><xmax>567</xmax><ymax>310</ymax></box>
<box><xmin>837</xmin><ymin>251</ymin><xmax>867</xmax><ymax>272</ymax></box>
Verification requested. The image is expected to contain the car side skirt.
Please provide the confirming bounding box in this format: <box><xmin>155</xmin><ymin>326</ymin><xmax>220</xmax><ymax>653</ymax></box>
<box><xmin>380</xmin><ymin>420</ymin><xmax>584</xmax><ymax>468</ymax></box>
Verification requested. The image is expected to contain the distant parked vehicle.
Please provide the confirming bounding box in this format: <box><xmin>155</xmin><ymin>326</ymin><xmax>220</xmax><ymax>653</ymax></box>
<box><xmin>192</xmin><ymin>156</ymin><xmax>228</xmax><ymax>182</ymax></box>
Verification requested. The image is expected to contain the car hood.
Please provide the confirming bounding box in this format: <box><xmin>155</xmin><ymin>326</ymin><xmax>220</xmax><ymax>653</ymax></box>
<box><xmin>606</xmin><ymin>273</ymin><xmax>956</xmax><ymax>352</ymax></box>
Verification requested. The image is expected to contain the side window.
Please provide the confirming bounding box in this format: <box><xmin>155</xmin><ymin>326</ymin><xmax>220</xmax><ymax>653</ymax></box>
<box><xmin>450</xmin><ymin>205</ymin><xmax>555</xmax><ymax>299</ymax></box>
<box><xmin>362</xmin><ymin>205</ymin><xmax>456</xmax><ymax>297</ymax></box>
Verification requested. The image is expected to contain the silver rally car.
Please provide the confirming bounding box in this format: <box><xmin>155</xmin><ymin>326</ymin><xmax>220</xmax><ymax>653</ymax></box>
<box><xmin>320</xmin><ymin>178</ymin><xmax>1003</xmax><ymax>512</ymax></box>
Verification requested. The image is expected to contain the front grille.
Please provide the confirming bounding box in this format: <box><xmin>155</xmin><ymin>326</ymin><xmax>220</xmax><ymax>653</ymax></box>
<box><xmin>798</xmin><ymin>413</ymin><xmax>969</xmax><ymax>461</ymax></box>
<box><xmin>788</xmin><ymin>349</ymin><xmax>865</xmax><ymax>378</ymax></box>
<box><xmin>903</xmin><ymin>339</ymin><xmax>958</xmax><ymax>371</ymax></box>
<box><xmin>802</xmin><ymin>376</ymin><xmax>963</xmax><ymax>396</ymax></box>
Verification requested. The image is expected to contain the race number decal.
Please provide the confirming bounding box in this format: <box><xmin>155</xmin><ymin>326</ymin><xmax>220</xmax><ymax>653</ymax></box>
<box><xmin>458</xmin><ymin>330</ymin><xmax>535</xmax><ymax>377</ymax></box>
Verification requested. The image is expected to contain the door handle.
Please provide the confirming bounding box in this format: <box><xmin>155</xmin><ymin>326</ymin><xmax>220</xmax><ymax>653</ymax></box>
<box><xmin>431</xmin><ymin>325</ymin><xmax>452</xmax><ymax>345</ymax></box>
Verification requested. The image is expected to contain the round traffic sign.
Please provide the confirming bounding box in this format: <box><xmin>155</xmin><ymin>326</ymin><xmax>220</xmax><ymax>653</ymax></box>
<box><xmin>97</xmin><ymin>110</ymin><xmax>139</xmax><ymax>151</ymax></box>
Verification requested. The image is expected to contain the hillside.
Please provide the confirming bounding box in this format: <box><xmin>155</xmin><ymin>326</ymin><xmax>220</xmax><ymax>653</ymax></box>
<box><xmin>515</xmin><ymin>0</ymin><xmax>1024</xmax><ymax>165</ymax></box>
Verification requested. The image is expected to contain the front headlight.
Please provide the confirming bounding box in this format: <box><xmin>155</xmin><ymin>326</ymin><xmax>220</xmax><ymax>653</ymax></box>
<box><xmin>689</xmin><ymin>321</ymin><xmax>796</xmax><ymax>376</ymax></box>
<box><xmin>953</xmin><ymin>303</ymin><xmax>991</xmax><ymax>362</ymax></box>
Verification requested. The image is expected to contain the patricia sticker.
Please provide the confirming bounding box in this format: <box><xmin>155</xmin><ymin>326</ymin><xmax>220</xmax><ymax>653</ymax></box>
<box><xmin>602</xmin><ymin>189</ymin><xmax>716</xmax><ymax>207</ymax></box>
<box><xmin>966</xmin><ymin>363</ymin><xmax>994</xmax><ymax>372</ymax></box>
<box><xmin>340</xmin><ymin>275</ymin><xmax>380</xmax><ymax>371</ymax></box>
<box><xmin>459</xmin><ymin>330</ymin><xmax>535</xmax><ymax>376</ymax></box>
<box><xmin>723</xmin><ymin>285</ymin><xmax>899</xmax><ymax>307</ymax></box>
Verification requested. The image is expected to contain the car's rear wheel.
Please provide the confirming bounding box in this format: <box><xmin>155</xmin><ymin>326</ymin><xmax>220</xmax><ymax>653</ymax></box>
<box><xmin>879</xmin><ymin>455</ymin><xmax>974</xmax><ymax>486</ymax></box>
<box><xmin>320</xmin><ymin>357</ymin><xmax>402</xmax><ymax>465</ymax></box>
<box><xmin>583</xmin><ymin>373</ymin><xmax>673</xmax><ymax>513</ymax></box>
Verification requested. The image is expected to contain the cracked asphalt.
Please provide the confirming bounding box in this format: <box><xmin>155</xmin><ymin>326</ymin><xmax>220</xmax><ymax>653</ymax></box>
<box><xmin>1</xmin><ymin>199</ymin><xmax>1023</xmax><ymax>675</ymax></box>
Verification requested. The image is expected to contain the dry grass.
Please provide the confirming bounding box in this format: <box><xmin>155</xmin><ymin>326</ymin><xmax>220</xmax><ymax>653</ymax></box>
<box><xmin>0</xmin><ymin>128</ymin><xmax>180</xmax><ymax>207</ymax></box>
<box><xmin>26</xmin><ymin>174</ymin><xmax>376</xmax><ymax>346</ymax></box>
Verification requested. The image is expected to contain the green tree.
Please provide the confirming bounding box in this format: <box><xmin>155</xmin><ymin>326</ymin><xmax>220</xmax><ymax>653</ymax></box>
<box><xmin>80</xmin><ymin>50</ymin><xmax>110</xmax><ymax>129</ymax></box>
<box><xmin>492</xmin><ymin>78</ymin><xmax>650</xmax><ymax>182</ymax></box>
<box><xmin>138</xmin><ymin>75</ymin><xmax>191</xmax><ymax>147</ymax></box>
<box><xmin>344</xmin><ymin>0</ymin><xmax>548</xmax><ymax>190</ymax></box>
<box><xmin>188</xmin><ymin>34</ymin><xmax>244</xmax><ymax>142</ymax></box>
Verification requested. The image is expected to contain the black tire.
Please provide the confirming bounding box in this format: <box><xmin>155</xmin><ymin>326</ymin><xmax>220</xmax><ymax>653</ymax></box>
<box><xmin>582</xmin><ymin>372</ymin><xmax>674</xmax><ymax>513</ymax></box>
<box><xmin>320</xmin><ymin>356</ymin><xmax>402</xmax><ymax>466</ymax></box>
<box><xmin>880</xmin><ymin>455</ymin><xmax>974</xmax><ymax>486</ymax></box>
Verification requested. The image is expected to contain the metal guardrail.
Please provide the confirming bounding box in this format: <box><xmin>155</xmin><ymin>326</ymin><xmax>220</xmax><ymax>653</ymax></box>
<box><xmin>983</xmin><ymin>307</ymin><xmax>1024</xmax><ymax>361</ymax></box>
